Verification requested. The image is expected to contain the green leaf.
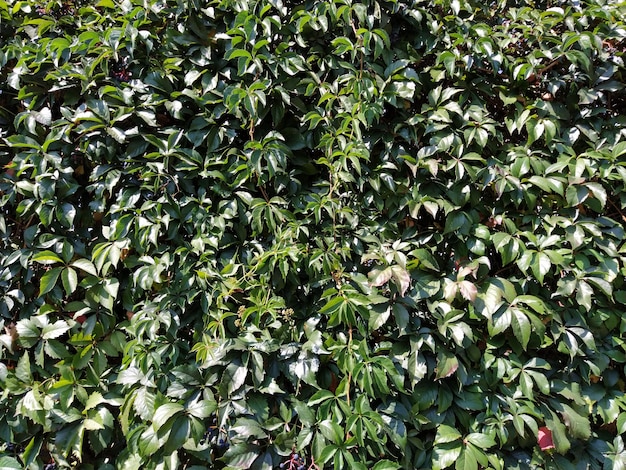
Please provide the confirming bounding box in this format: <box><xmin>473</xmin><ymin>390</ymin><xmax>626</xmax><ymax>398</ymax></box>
<box><xmin>558</xmin><ymin>403</ymin><xmax>591</xmax><ymax>440</ymax></box>
<box><xmin>527</xmin><ymin>370</ymin><xmax>550</xmax><ymax>395</ymax></box>
<box><xmin>320</xmin><ymin>295</ymin><xmax>343</xmax><ymax>315</ymax></box>
<box><xmin>411</xmin><ymin>248</ymin><xmax>440</xmax><ymax>271</ymax></box>
<box><xmin>465</xmin><ymin>433</ymin><xmax>496</xmax><ymax>449</ymax></box>
<box><xmin>85</xmin><ymin>391</ymin><xmax>106</xmax><ymax>411</ymax></box>
<box><xmin>319</xmin><ymin>419</ymin><xmax>343</xmax><ymax>445</ymax></box>
<box><xmin>21</xmin><ymin>435</ymin><xmax>43</xmax><ymax>467</ymax></box>
<box><xmin>435</xmin><ymin>424</ymin><xmax>462</xmax><ymax>444</ymax></box>
<box><xmin>61</xmin><ymin>267</ymin><xmax>78</xmax><ymax>296</ymax></box>
<box><xmin>372</xmin><ymin>460</ymin><xmax>400</xmax><ymax>470</ymax></box>
<box><xmin>221</xmin><ymin>362</ymin><xmax>247</xmax><ymax>396</ymax></box>
<box><xmin>308</xmin><ymin>390</ymin><xmax>334</xmax><ymax>406</ymax></box>
<box><xmin>566</xmin><ymin>185</ymin><xmax>589</xmax><ymax>207</ymax></box>
<box><xmin>15</xmin><ymin>318</ymin><xmax>40</xmax><ymax>348</ymax></box>
<box><xmin>39</xmin><ymin>267</ymin><xmax>63</xmax><ymax>296</ymax></box>
<box><xmin>71</xmin><ymin>258</ymin><xmax>98</xmax><ymax>277</ymax></box>
<box><xmin>0</xmin><ymin>456</ymin><xmax>22</xmax><ymax>469</ymax></box>
<box><xmin>433</xmin><ymin>441</ymin><xmax>462</xmax><ymax>470</ymax></box>
<box><xmin>133</xmin><ymin>387</ymin><xmax>156</xmax><ymax>421</ymax></box>
<box><xmin>186</xmin><ymin>399</ymin><xmax>216</xmax><ymax>419</ymax></box>
<box><xmin>15</xmin><ymin>351</ymin><xmax>32</xmax><ymax>384</ymax></box>
<box><xmin>117</xmin><ymin>366</ymin><xmax>147</xmax><ymax>386</ymax></box>
<box><xmin>526</xmin><ymin>118</ymin><xmax>544</xmax><ymax>144</ymax></box>
<box><xmin>586</xmin><ymin>182</ymin><xmax>607</xmax><ymax>208</ymax></box>
<box><xmin>317</xmin><ymin>445</ymin><xmax>338</xmax><ymax>464</ymax></box>
<box><xmin>139</xmin><ymin>426</ymin><xmax>161</xmax><ymax>456</ymax></box>
<box><xmin>32</xmin><ymin>250</ymin><xmax>63</xmax><ymax>264</ymax></box>
<box><xmin>511</xmin><ymin>309</ymin><xmax>531</xmax><ymax>350</ymax></box>
<box><xmin>164</xmin><ymin>415</ymin><xmax>190</xmax><ymax>454</ymax></box>
<box><xmin>231</xmin><ymin>417</ymin><xmax>267</xmax><ymax>440</ymax></box>
<box><xmin>369</xmin><ymin>304</ymin><xmax>391</xmax><ymax>331</ymax></box>
<box><xmin>617</xmin><ymin>413</ymin><xmax>626</xmax><ymax>435</ymax></box>
<box><xmin>41</xmin><ymin>320</ymin><xmax>70</xmax><ymax>340</ymax></box>
<box><xmin>455</xmin><ymin>448</ymin><xmax>477</xmax><ymax>470</ymax></box>
<box><xmin>576</xmin><ymin>280</ymin><xmax>593</xmax><ymax>311</ymax></box>
<box><xmin>531</xmin><ymin>252</ymin><xmax>551</xmax><ymax>284</ymax></box>
<box><xmin>152</xmin><ymin>403</ymin><xmax>184</xmax><ymax>430</ymax></box>
<box><xmin>408</xmin><ymin>351</ymin><xmax>428</xmax><ymax>387</ymax></box>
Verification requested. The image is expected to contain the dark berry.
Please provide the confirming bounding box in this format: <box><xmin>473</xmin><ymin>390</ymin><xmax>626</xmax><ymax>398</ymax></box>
<box><xmin>5</xmin><ymin>443</ymin><xmax>23</xmax><ymax>453</ymax></box>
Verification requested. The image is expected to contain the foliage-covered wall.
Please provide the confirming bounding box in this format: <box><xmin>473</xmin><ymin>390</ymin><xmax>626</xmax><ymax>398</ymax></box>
<box><xmin>1</xmin><ymin>0</ymin><xmax>626</xmax><ymax>468</ymax></box>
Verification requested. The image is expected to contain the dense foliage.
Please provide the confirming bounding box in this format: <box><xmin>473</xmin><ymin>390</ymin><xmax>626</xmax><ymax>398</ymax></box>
<box><xmin>1</xmin><ymin>0</ymin><xmax>626</xmax><ymax>468</ymax></box>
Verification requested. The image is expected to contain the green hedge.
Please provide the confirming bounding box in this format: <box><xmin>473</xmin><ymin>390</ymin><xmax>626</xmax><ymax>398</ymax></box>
<box><xmin>1</xmin><ymin>0</ymin><xmax>626</xmax><ymax>468</ymax></box>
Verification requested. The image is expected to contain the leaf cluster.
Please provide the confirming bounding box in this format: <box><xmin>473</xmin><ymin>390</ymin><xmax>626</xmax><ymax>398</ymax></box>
<box><xmin>1</xmin><ymin>0</ymin><xmax>626</xmax><ymax>468</ymax></box>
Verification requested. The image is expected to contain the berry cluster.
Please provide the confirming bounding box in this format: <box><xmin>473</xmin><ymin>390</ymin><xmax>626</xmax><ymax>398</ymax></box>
<box><xmin>111</xmin><ymin>58</ymin><xmax>132</xmax><ymax>83</ymax></box>
<box><xmin>33</xmin><ymin>2</ymin><xmax>77</xmax><ymax>18</ymax></box>
<box><xmin>111</xmin><ymin>67</ymin><xmax>131</xmax><ymax>82</ymax></box>
<box><xmin>199</xmin><ymin>417</ymin><xmax>230</xmax><ymax>453</ymax></box>
<box><xmin>4</xmin><ymin>442</ymin><xmax>24</xmax><ymax>453</ymax></box>
<box><xmin>43</xmin><ymin>463</ymin><xmax>57</xmax><ymax>470</ymax></box>
<box><xmin>279</xmin><ymin>452</ymin><xmax>307</xmax><ymax>470</ymax></box>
